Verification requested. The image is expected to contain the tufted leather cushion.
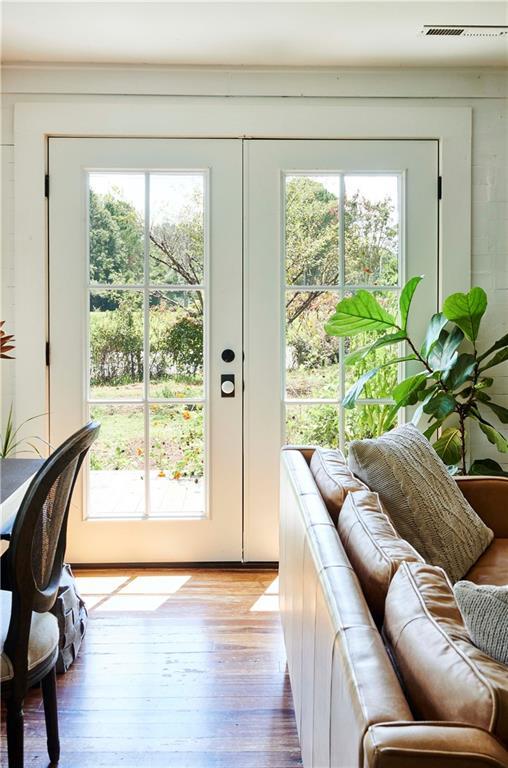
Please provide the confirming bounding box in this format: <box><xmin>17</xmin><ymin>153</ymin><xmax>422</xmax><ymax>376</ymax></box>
<box><xmin>348</xmin><ymin>423</ymin><xmax>493</xmax><ymax>583</ymax></box>
<box><xmin>338</xmin><ymin>490</ymin><xmax>424</xmax><ymax>625</ymax></box>
<box><xmin>1</xmin><ymin>590</ymin><xmax>59</xmax><ymax>682</ymax></box>
<box><xmin>384</xmin><ymin>562</ymin><xmax>508</xmax><ymax>746</ymax></box>
<box><xmin>310</xmin><ymin>447</ymin><xmax>367</xmax><ymax>524</ymax></box>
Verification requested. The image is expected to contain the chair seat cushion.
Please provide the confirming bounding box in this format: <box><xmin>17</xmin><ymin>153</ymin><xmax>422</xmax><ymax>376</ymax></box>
<box><xmin>1</xmin><ymin>590</ymin><xmax>59</xmax><ymax>682</ymax></box>
<box><xmin>465</xmin><ymin>539</ymin><xmax>508</xmax><ymax>586</ymax></box>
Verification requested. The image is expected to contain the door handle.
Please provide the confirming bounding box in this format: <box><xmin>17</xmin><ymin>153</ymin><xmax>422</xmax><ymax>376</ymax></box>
<box><xmin>221</xmin><ymin>374</ymin><xmax>235</xmax><ymax>397</ymax></box>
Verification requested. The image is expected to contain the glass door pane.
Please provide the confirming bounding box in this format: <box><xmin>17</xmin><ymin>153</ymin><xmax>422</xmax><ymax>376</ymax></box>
<box><xmin>283</xmin><ymin>172</ymin><xmax>402</xmax><ymax>449</ymax></box>
<box><xmin>87</xmin><ymin>171</ymin><xmax>207</xmax><ymax>519</ymax></box>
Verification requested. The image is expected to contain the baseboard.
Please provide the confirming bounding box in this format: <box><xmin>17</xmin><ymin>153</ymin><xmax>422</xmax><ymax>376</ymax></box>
<box><xmin>70</xmin><ymin>561</ymin><xmax>279</xmax><ymax>570</ymax></box>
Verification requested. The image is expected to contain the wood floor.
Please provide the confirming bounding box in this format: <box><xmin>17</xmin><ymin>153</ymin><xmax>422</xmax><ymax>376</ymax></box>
<box><xmin>1</xmin><ymin>569</ymin><xmax>303</xmax><ymax>768</ymax></box>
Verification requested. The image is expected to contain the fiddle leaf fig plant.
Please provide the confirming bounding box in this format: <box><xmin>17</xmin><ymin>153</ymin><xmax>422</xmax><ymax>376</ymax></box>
<box><xmin>324</xmin><ymin>277</ymin><xmax>508</xmax><ymax>476</ymax></box>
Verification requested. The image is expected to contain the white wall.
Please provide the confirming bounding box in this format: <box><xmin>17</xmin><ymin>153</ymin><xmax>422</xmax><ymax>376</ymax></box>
<box><xmin>1</xmin><ymin>67</ymin><xmax>507</xmax><ymax>467</ymax></box>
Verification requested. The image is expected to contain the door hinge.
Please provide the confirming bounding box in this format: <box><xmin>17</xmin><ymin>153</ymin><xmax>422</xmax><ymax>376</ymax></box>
<box><xmin>45</xmin><ymin>341</ymin><xmax>50</xmax><ymax>366</ymax></box>
<box><xmin>44</xmin><ymin>174</ymin><xmax>49</xmax><ymax>198</ymax></box>
<box><xmin>437</xmin><ymin>176</ymin><xmax>442</xmax><ymax>200</ymax></box>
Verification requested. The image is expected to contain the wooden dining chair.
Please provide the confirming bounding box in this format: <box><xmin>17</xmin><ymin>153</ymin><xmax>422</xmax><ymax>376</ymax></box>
<box><xmin>1</xmin><ymin>421</ymin><xmax>100</xmax><ymax>767</ymax></box>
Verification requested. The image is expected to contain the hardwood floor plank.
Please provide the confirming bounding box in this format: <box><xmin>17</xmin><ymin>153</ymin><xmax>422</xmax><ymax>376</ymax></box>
<box><xmin>1</xmin><ymin>568</ymin><xmax>302</xmax><ymax>768</ymax></box>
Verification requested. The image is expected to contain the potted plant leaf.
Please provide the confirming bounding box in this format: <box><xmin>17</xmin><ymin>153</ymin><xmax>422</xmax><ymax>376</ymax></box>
<box><xmin>0</xmin><ymin>322</ymin><xmax>48</xmax><ymax>458</ymax></box>
<box><xmin>324</xmin><ymin>277</ymin><xmax>508</xmax><ymax>476</ymax></box>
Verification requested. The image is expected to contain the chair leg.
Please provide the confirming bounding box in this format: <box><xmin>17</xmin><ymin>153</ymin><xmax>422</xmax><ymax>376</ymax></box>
<box><xmin>41</xmin><ymin>666</ymin><xmax>60</xmax><ymax>764</ymax></box>
<box><xmin>6</xmin><ymin>696</ymin><xmax>24</xmax><ymax>768</ymax></box>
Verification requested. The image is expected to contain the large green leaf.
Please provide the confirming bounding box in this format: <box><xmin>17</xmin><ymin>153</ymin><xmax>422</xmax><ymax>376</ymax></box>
<box><xmin>342</xmin><ymin>355</ymin><xmax>416</xmax><ymax>408</ymax></box>
<box><xmin>469</xmin><ymin>458</ymin><xmax>508</xmax><ymax>477</ymax></box>
<box><xmin>423</xmin><ymin>392</ymin><xmax>457</xmax><ymax>419</ymax></box>
<box><xmin>478</xmin><ymin>332</ymin><xmax>508</xmax><ymax>363</ymax></box>
<box><xmin>472</xmin><ymin>409</ymin><xmax>508</xmax><ymax>453</ymax></box>
<box><xmin>420</xmin><ymin>312</ymin><xmax>448</xmax><ymax>359</ymax></box>
<box><xmin>344</xmin><ymin>329</ymin><xmax>407</xmax><ymax>366</ymax></box>
<box><xmin>392</xmin><ymin>372</ymin><xmax>428</xmax><ymax>406</ymax></box>
<box><xmin>478</xmin><ymin>422</ymin><xmax>508</xmax><ymax>453</ymax></box>
<box><xmin>411</xmin><ymin>387</ymin><xmax>441</xmax><ymax>427</ymax></box>
<box><xmin>428</xmin><ymin>326</ymin><xmax>464</xmax><ymax>373</ymax></box>
<box><xmin>432</xmin><ymin>427</ymin><xmax>462</xmax><ymax>465</ymax></box>
<box><xmin>422</xmin><ymin>418</ymin><xmax>446</xmax><ymax>439</ymax></box>
<box><xmin>479</xmin><ymin>346</ymin><xmax>508</xmax><ymax>373</ymax></box>
<box><xmin>442</xmin><ymin>287</ymin><xmax>487</xmax><ymax>343</ymax></box>
<box><xmin>324</xmin><ymin>291</ymin><xmax>398</xmax><ymax>337</ymax></box>
<box><xmin>342</xmin><ymin>368</ymin><xmax>381</xmax><ymax>409</ymax></box>
<box><xmin>399</xmin><ymin>275</ymin><xmax>423</xmax><ymax>330</ymax></box>
<box><xmin>444</xmin><ymin>353</ymin><xmax>476</xmax><ymax>390</ymax></box>
<box><xmin>478</xmin><ymin>398</ymin><xmax>508</xmax><ymax>424</ymax></box>
<box><xmin>386</xmin><ymin>373</ymin><xmax>428</xmax><ymax>423</ymax></box>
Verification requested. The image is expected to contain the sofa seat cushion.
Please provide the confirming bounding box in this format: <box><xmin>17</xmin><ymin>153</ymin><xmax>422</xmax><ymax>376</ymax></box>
<box><xmin>384</xmin><ymin>562</ymin><xmax>508</xmax><ymax>746</ymax></box>
<box><xmin>465</xmin><ymin>539</ymin><xmax>508</xmax><ymax>586</ymax></box>
<box><xmin>348</xmin><ymin>423</ymin><xmax>493</xmax><ymax>583</ymax></box>
<box><xmin>1</xmin><ymin>590</ymin><xmax>59</xmax><ymax>682</ymax></box>
<box><xmin>454</xmin><ymin>581</ymin><xmax>508</xmax><ymax>665</ymax></box>
<box><xmin>338</xmin><ymin>490</ymin><xmax>424</xmax><ymax>625</ymax></box>
<box><xmin>310</xmin><ymin>448</ymin><xmax>367</xmax><ymax>524</ymax></box>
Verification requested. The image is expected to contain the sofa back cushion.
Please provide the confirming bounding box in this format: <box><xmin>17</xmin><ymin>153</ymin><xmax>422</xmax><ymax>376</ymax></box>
<box><xmin>348</xmin><ymin>423</ymin><xmax>493</xmax><ymax>583</ymax></box>
<box><xmin>310</xmin><ymin>447</ymin><xmax>367</xmax><ymax>524</ymax></box>
<box><xmin>338</xmin><ymin>490</ymin><xmax>424</xmax><ymax>625</ymax></box>
<box><xmin>384</xmin><ymin>561</ymin><xmax>508</xmax><ymax>746</ymax></box>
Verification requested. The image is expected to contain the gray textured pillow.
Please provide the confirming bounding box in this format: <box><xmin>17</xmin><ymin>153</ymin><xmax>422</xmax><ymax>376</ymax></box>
<box><xmin>454</xmin><ymin>581</ymin><xmax>508</xmax><ymax>665</ymax></box>
<box><xmin>347</xmin><ymin>423</ymin><xmax>493</xmax><ymax>583</ymax></box>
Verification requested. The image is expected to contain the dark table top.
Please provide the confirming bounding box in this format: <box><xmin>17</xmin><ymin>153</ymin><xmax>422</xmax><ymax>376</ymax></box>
<box><xmin>1</xmin><ymin>458</ymin><xmax>44</xmax><ymax>504</ymax></box>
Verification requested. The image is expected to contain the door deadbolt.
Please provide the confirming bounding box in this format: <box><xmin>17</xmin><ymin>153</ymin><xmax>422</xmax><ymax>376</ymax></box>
<box><xmin>221</xmin><ymin>348</ymin><xmax>235</xmax><ymax>363</ymax></box>
<box><xmin>221</xmin><ymin>374</ymin><xmax>235</xmax><ymax>397</ymax></box>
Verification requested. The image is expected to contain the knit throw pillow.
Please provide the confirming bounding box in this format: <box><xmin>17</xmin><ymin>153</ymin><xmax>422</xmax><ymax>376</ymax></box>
<box><xmin>454</xmin><ymin>581</ymin><xmax>508</xmax><ymax>665</ymax></box>
<box><xmin>347</xmin><ymin>423</ymin><xmax>493</xmax><ymax>583</ymax></box>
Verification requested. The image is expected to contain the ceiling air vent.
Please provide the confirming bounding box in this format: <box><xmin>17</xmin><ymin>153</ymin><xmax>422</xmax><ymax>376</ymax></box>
<box><xmin>422</xmin><ymin>25</ymin><xmax>508</xmax><ymax>38</ymax></box>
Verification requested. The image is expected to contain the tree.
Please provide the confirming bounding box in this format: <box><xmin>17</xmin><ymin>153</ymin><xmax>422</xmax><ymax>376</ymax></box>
<box><xmin>89</xmin><ymin>190</ymin><xmax>144</xmax><ymax>309</ymax></box>
<box><xmin>149</xmin><ymin>192</ymin><xmax>204</xmax><ymax>316</ymax></box>
<box><xmin>344</xmin><ymin>192</ymin><xmax>398</xmax><ymax>286</ymax></box>
<box><xmin>285</xmin><ymin>177</ymin><xmax>339</xmax><ymax>324</ymax></box>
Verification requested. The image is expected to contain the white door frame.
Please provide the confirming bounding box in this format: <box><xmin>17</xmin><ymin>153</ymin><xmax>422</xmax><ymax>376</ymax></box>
<box><xmin>14</xmin><ymin>99</ymin><xmax>471</xmax><ymax>557</ymax></box>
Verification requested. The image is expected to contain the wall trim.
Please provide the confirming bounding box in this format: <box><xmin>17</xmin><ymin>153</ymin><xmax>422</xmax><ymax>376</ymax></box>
<box><xmin>3</xmin><ymin>64</ymin><xmax>508</xmax><ymax>99</ymax></box>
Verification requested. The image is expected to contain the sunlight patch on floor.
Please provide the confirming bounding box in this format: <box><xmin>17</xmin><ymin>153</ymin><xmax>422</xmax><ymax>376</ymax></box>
<box><xmin>119</xmin><ymin>574</ymin><xmax>191</xmax><ymax>594</ymax></box>
<box><xmin>94</xmin><ymin>594</ymin><xmax>169</xmax><ymax>612</ymax></box>
<box><xmin>75</xmin><ymin>572</ymin><xmax>192</xmax><ymax>612</ymax></box>
<box><xmin>75</xmin><ymin>575</ymin><xmax>130</xmax><ymax>594</ymax></box>
<box><xmin>250</xmin><ymin>576</ymin><xmax>280</xmax><ymax>612</ymax></box>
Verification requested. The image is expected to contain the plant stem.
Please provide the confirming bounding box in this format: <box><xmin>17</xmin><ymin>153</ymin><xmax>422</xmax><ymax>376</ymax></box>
<box><xmin>458</xmin><ymin>407</ymin><xmax>467</xmax><ymax>475</ymax></box>
<box><xmin>404</xmin><ymin>336</ymin><xmax>433</xmax><ymax>374</ymax></box>
<box><xmin>405</xmin><ymin>334</ymin><xmax>447</xmax><ymax>390</ymax></box>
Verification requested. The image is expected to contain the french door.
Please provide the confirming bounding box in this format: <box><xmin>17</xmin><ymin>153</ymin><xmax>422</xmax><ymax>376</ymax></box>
<box><xmin>243</xmin><ymin>140</ymin><xmax>438</xmax><ymax>561</ymax></box>
<box><xmin>49</xmin><ymin>137</ymin><xmax>438</xmax><ymax>563</ymax></box>
<box><xmin>49</xmin><ymin>139</ymin><xmax>243</xmax><ymax>562</ymax></box>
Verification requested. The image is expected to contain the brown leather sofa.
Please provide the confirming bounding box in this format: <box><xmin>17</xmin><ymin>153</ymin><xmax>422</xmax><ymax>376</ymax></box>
<box><xmin>279</xmin><ymin>446</ymin><xmax>508</xmax><ymax>768</ymax></box>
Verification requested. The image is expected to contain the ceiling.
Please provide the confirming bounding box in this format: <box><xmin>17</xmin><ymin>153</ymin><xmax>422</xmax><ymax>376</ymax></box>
<box><xmin>2</xmin><ymin>1</ymin><xmax>508</xmax><ymax>68</ymax></box>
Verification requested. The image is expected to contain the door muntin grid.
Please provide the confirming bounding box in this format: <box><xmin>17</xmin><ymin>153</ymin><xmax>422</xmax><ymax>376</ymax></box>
<box><xmin>85</xmin><ymin>170</ymin><xmax>209</xmax><ymax>520</ymax></box>
<box><xmin>283</xmin><ymin>172</ymin><xmax>403</xmax><ymax>450</ymax></box>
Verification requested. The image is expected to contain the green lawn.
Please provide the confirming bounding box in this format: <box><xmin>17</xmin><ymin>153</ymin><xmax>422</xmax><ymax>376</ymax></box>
<box><xmin>89</xmin><ymin>367</ymin><xmax>395</xmax><ymax>477</ymax></box>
